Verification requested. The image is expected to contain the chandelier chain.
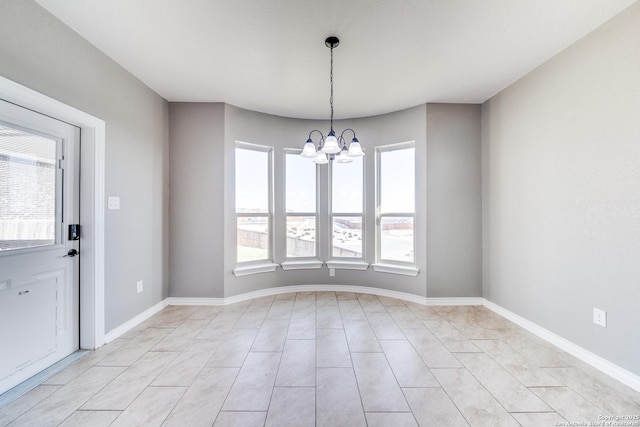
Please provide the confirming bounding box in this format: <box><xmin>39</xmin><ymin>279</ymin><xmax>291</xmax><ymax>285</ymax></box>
<box><xmin>330</xmin><ymin>44</ymin><xmax>334</xmax><ymax>131</ymax></box>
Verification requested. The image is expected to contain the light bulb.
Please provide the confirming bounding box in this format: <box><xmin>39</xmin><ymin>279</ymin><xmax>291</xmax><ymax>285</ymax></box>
<box><xmin>347</xmin><ymin>139</ymin><xmax>364</xmax><ymax>157</ymax></box>
<box><xmin>301</xmin><ymin>140</ymin><xmax>317</xmax><ymax>158</ymax></box>
<box><xmin>322</xmin><ymin>133</ymin><xmax>341</xmax><ymax>154</ymax></box>
<box><xmin>336</xmin><ymin>148</ymin><xmax>353</xmax><ymax>163</ymax></box>
<box><xmin>313</xmin><ymin>151</ymin><xmax>329</xmax><ymax>164</ymax></box>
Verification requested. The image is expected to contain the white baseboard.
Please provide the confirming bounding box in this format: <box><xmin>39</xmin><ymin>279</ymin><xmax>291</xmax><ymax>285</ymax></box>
<box><xmin>165</xmin><ymin>297</ymin><xmax>225</xmax><ymax>306</ymax></box>
<box><xmin>426</xmin><ymin>297</ymin><xmax>484</xmax><ymax>306</ymax></box>
<box><xmin>103</xmin><ymin>299</ymin><xmax>168</xmax><ymax>343</ymax></box>
<box><xmin>483</xmin><ymin>299</ymin><xmax>640</xmax><ymax>393</ymax></box>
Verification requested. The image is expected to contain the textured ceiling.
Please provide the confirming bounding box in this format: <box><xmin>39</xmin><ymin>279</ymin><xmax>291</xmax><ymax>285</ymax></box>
<box><xmin>35</xmin><ymin>0</ymin><xmax>637</xmax><ymax>119</ymax></box>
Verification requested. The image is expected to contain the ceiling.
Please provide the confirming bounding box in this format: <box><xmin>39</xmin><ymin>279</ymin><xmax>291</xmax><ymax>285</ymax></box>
<box><xmin>35</xmin><ymin>0</ymin><xmax>637</xmax><ymax>120</ymax></box>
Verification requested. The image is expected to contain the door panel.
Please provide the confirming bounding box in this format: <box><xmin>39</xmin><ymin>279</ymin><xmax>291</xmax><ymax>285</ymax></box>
<box><xmin>0</xmin><ymin>99</ymin><xmax>80</xmax><ymax>394</ymax></box>
<box><xmin>0</xmin><ymin>277</ymin><xmax>57</xmax><ymax>380</ymax></box>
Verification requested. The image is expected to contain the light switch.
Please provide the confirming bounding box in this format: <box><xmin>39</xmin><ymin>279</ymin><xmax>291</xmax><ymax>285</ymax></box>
<box><xmin>108</xmin><ymin>196</ymin><xmax>120</xmax><ymax>210</ymax></box>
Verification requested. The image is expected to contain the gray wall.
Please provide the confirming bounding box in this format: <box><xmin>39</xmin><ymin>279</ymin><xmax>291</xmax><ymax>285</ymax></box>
<box><xmin>169</xmin><ymin>102</ymin><xmax>482</xmax><ymax>299</ymax></box>
<box><xmin>427</xmin><ymin>104</ymin><xmax>482</xmax><ymax>297</ymax></box>
<box><xmin>0</xmin><ymin>0</ymin><xmax>170</xmax><ymax>332</ymax></box>
<box><xmin>482</xmin><ymin>2</ymin><xmax>640</xmax><ymax>375</ymax></box>
<box><xmin>169</xmin><ymin>103</ymin><xmax>225</xmax><ymax>297</ymax></box>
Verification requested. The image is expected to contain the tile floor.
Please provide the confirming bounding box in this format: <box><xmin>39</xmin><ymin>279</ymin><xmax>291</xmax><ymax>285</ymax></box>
<box><xmin>1</xmin><ymin>291</ymin><xmax>639</xmax><ymax>426</ymax></box>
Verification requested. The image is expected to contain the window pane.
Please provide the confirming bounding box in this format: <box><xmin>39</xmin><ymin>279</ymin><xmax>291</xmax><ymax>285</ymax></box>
<box><xmin>332</xmin><ymin>216</ymin><xmax>362</xmax><ymax>258</ymax></box>
<box><xmin>286</xmin><ymin>216</ymin><xmax>316</xmax><ymax>257</ymax></box>
<box><xmin>0</xmin><ymin>124</ymin><xmax>57</xmax><ymax>251</ymax></box>
<box><xmin>380</xmin><ymin>147</ymin><xmax>414</xmax><ymax>213</ymax></box>
<box><xmin>237</xmin><ymin>216</ymin><xmax>269</xmax><ymax>262</ymax></box>
<box><xmin>380</xmin><ymin>216</ymin><xmax>414</xmax><ymax>262</ymax></box>
<box><xmin>235</xmin><ymin>147</ymin><xmax>269</xmax><ymax>213</ymax></box>
<box><xmin>332</xmin><ymin>157</ymin><xmax>363</xmax><ymax>213</ymax></box>
<box><xmin>286</xmin><ymin>153</ymin><xmax>315</xmax><ymax>212</ymax></box>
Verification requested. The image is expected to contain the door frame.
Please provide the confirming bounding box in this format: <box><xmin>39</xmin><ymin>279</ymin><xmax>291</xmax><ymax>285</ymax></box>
<box><xmin>0</xmin><ymin>75</ymin><xmax>106</xmax><ymax>350</ymax></box>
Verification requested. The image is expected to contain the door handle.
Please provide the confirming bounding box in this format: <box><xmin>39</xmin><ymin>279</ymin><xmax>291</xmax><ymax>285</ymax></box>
<box><xmin>64</xmin><ymin>249</ymin><xmax>79</xmax><ymax>258</ymax></box>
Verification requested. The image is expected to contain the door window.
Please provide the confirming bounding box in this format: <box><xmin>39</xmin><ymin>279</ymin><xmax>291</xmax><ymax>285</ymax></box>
<box><xmin>0</xmin><ymin>122</ymin><xmax>61</xmax><ymax>251</ymax></box>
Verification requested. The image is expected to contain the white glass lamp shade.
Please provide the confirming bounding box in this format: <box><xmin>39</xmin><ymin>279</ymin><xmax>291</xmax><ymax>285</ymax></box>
<box><xmin>313</xmin><ymin>151</ymin><xmax>329</xmax><ymax>164</ymax></box>
<box><xmin>336</xmin><ymin>148</ymin><xmax>353</xmax><ymax>163</ymax></box>
<box><xmin>322</xmin><ymin>132</ymin><xmax>341</xmax><ymax>154</ymax></box>
<box><xmin>301</xmin><ymin>140</ymin><xmax>317</xmax><ymax>158</ymax></box>
<box><xmin>347</xmin><ymin>139</ymin><xmax>364</xmax><ymax>157</ymax></box>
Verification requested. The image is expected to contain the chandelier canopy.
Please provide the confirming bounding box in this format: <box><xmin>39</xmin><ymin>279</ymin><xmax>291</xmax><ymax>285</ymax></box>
<box><xmin>301</xmin><ymin>37</ymin><xmax>364</xmax><ymax>164</ymax></box>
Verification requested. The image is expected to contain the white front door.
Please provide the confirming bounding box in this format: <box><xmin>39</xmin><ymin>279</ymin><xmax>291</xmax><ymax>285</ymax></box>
<box><xmin>0</xmin><ymin>99</ymin><xmax>80</xmax><ymax>394</ymax></box>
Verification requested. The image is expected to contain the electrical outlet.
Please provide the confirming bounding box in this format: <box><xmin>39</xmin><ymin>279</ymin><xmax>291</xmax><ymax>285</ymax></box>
<box><xmin>593</xmin><ymin>308</ymin><xmax>607</xmax><ymax>327</ymax></box>
<box><xmin>137</xmin><ymin>280</ymin><xmax>143</xmax><ymax>293</ymax></box>
<box><xmin>329</xmin><ymin>268</ymin><xmax>335</xmax><ymax>277</ymax></box>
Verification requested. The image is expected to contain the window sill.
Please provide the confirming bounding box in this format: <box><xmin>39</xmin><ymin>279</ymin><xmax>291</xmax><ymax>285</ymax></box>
<box><xmin>326</xmin><ymin>260</ymin><xmax>369</xmax><ymax>271</ymax></box>
<box><xmin>372</xmin><ymin>263</ymin><xmax>419</xmax><ymax>277</ymax></box>
<box><xmin>233</xmin><ymin>263</ymin><xmax>278</xmax><ymax>277</ymax></box>
<box><xmin>281</xmin><ymin>260</ymin><xmax>323</xmax><ymax>271</ymax></box>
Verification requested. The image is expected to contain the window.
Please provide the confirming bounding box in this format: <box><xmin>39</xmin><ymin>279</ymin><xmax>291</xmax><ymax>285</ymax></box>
<box><xmin>0</xmin><ymin>123</ymin><xmax>60</xmax><ymax>251</ymax></box>
<box><xmin>235</xmin><ymin>143</ymin><xmax>273</xmax><ymax>264</ymax></box>
<box><xmin>376</xmin><ymin>142</ymin><xmax>415</xmax><ymax>265</ymax></box>
<box><xmin>285</xmin><ymin>151</ymin><xmax>317</xmax><ymax>258</ymax></box>
<box><xmin>331</xmin><ymin>157</ymin><xmax>364</xmax><ymax>259</ymax></box>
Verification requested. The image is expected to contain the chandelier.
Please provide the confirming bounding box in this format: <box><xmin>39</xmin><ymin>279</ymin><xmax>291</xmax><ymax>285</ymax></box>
<box><xmin>301</xmin><ymin>36</ymin><xmax>364</xmax><ymax>164</ymax></box>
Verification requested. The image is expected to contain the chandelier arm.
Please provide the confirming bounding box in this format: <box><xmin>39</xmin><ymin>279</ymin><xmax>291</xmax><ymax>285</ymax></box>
<box><xmin>339</xmin><ymin>128</ymin><xmax>357</xmax><ymax>140</ymax></box>
<box><xmin>308</xmin><ymin>129</ymin><xmax>325</xmax><ymax>141</ymax></box>
<box><xmin>308</xmin><ymin>129</ymin><xmax>325</xmax><ymax>147</ymax></box>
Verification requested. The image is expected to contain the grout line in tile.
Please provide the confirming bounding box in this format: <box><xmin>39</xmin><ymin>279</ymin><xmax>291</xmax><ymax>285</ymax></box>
<box><xmin>6</xmin><ymin>292</ymin><xmax>637</xmax><ymax>426</ymax></box>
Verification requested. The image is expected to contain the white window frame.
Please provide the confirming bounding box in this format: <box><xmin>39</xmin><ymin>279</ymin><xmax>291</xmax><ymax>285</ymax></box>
<box><xmin>328</xmin><ymin>156</ymin><xmax>365</xmax><ymax>265</ymax></box>
<box><xmin>281</xmin><ymin>149</ymin><xmax>322</xmax><ymax>270</ymax></box>
<box><xmin>234</xmin><ymin>141</ymin><xmax>275</xmax><ymax>271</ymax></box>
<box><xmin>374</xmin><ymin>141</ymin><xmax>418</xmax><ymax>276</ymax></box>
